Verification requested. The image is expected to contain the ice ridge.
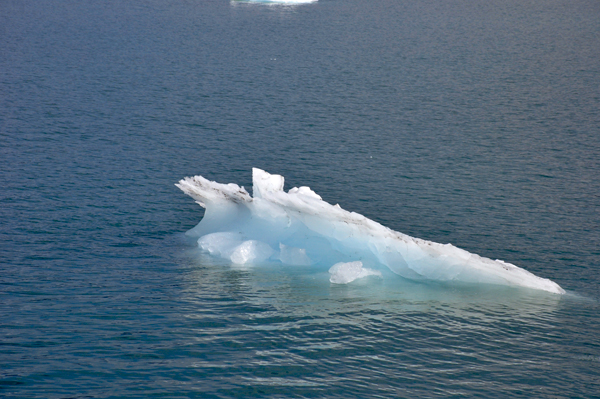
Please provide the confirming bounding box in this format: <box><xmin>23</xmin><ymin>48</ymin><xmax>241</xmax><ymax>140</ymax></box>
<box><xmin>176</xmin><ymin>168</ymin><xmax>565</xmax><ymax>294</ymax></box>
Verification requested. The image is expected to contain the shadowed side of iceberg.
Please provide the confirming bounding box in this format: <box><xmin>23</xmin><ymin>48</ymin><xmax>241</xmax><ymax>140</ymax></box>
<box><xmin>176</xmin><ymin>168</ymin><xmax>565</xmax><ymax>294</ymax></box>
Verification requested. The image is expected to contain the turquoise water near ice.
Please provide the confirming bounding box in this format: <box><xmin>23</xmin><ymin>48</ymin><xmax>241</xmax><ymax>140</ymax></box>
<box><xmin>1</xmin><ymin>0</ymin><xmax>599</xmax><ymax>397</ymax></box>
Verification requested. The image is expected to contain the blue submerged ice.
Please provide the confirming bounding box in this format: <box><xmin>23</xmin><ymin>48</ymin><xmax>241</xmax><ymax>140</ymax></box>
<box><xmin>177</xmin><ymin>168</ymin><xmax>565</xmax><ymax>294</ymax></box>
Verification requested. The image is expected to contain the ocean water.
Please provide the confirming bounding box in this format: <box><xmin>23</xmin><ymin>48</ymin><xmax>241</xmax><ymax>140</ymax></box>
<box><xmin>1</xmin><ymin>0</ymin><xmax>599</xmax><ymax>397</ymax></box>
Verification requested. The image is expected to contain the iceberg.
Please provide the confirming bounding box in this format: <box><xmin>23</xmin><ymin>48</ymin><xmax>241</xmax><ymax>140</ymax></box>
<box><xmin>176</xmin><ymin>168</ymin><xmax>565</xmax><ymax>294</ymax></box>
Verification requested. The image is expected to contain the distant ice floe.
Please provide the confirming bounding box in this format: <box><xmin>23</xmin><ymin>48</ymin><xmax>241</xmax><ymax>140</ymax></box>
<box><xmin>177</xmin><ymin>168</ymin><xmax>565</xmax><ymax>294</ymax></box>
<box><xmin>232</xmin><ymin>0</ymin><xmax>317</xmax><ymax>4</ymax></box>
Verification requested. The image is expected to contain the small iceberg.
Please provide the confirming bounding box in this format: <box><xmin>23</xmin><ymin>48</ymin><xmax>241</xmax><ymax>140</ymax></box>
<box><xmin>177</xmin><ymin>168</ymin><xmax>565</xmax><ymax>294</ymax></box>
<box><xmin>232</xmin><ymin>0</ymin><xmax>317</xmax><ymax>4</ymax></box>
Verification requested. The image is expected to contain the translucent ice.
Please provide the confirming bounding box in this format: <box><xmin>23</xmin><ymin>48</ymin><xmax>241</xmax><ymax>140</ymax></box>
<box><xmin>197</xmin><ymin>232</ymin><xmax>274</xmax><ymax>265</ymax></box>
<box><xmin>329</xmin><ymin>261</ymin><xmax>382</xmax><ymax>284</ymax></box>
<box><xmin>177</xmin><ymin>168</ymin><xmax>565</xmax><ymax>294</ymax></box>
<box><xmin>279</xmin><ymin>243</ymin><xmax>312</xmax><ymax>266</ymax></box>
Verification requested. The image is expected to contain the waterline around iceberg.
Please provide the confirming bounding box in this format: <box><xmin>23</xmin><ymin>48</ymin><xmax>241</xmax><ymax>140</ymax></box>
<box><xmin>177</xmin><ymin>168</ymin><xmax>565</xmax><ymax>294</ymax></box>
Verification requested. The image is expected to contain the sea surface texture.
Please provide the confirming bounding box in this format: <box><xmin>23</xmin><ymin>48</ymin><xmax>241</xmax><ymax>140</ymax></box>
<box><xmin>1</xmin><ymin>0</ymin><xmax>599</xmax><ymax>397</ymax></box>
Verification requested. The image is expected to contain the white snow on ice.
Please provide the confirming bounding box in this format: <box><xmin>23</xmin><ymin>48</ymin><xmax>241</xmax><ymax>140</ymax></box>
<box><xmin>176</xmin><ymin>168</ymin><xmax>565</xmax><ymax>294</ymax></box>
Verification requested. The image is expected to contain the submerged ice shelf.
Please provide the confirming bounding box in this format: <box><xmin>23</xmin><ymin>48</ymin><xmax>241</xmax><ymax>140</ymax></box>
<box><xmin>177</xmin><ymin>168</ymin><xmax>565</xmax><ymax>294</ymax></box>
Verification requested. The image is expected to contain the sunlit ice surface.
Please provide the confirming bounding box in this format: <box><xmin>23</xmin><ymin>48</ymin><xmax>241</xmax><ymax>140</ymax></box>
<box><xmin>177</xmin><ymin>168</ymin><xmax>564</xmax><ymax>294</ymax></box>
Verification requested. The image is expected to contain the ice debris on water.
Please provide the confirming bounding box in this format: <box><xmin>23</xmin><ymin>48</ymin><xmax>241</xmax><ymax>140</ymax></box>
<box><xmin>176</xmin><ymin>168</ymin><xmax>565</xmax><ymax>294</ymax></box>
<box><xmin>329</xmin><ymin>261</ymin><xmax>382</xmax><ymax>284</ymax></box>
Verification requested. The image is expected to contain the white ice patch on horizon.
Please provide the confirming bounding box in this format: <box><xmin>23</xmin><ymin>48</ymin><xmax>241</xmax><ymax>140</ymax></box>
<box><xmin>329</xmin><ymin>261</ymin><xmax>382</xmax><ymax>284</ymax></box>
<box><xmin>176</xmin><ymin>168</ymin><xmax>565</xmax><ymax>294</ymax></box>
<box><xmin>233</xmin><ymin>0</ymin><xmax>317</xmax><ymax>4</ymax></box>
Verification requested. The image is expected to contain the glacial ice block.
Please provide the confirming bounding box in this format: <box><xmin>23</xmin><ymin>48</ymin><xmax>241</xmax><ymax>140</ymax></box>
<box><xmin>329</xmin><ymin>261</ymin><xmax>382</xmax><ymax>284</ymax></box>
<box><xmin>176</xmin><ymin>168</ymin><xmax>565</xmax><ymax>294</ymax></box>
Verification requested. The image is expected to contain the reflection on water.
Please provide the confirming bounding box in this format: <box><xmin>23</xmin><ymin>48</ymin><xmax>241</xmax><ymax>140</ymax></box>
<box><xmin>178</xmin><ymin>248</ymin><xmax>582</xmax><ymax>396</ymax></box>
<box><xmin>183</xmin><ymin>248</ymin><xmax>564</xmax><ymax>318</ymax></box>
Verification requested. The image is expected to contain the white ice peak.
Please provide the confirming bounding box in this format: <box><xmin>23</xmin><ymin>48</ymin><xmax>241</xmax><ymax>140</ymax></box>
<box><xmin>176</xmin><ymin>168</ymin><xmax>565</xmax><ymax>294</ymax></box>
<box><xmin>252</xmin><ymin>167</ymin><xmax>284</xmax><ymax>199</ymax></box>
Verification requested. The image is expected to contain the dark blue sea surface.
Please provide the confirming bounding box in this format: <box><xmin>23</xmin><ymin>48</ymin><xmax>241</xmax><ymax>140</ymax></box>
<box><xmin>1</xmin><ymin>0</ymin><xmax>599</xmax><ymax>397</ymax></box>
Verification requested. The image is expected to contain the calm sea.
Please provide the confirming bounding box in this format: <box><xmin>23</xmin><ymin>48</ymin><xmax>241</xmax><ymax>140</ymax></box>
<box><xmin>1</xmin><ymin>0</ymin><xmax>599</xmax><ymax>397</ymax></box>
